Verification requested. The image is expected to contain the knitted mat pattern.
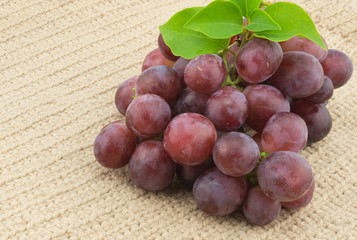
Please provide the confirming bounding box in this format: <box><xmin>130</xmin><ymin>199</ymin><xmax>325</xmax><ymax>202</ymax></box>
<box><xmin>0</xmin><ymin>0</ymin><xmax>356</xmax><ymax>239</ymax></box>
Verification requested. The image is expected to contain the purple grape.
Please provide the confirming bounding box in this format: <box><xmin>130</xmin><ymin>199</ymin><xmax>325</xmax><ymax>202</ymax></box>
<box><xmin>261</xmin><ymin>112</ymin><xmax>308</xmax><ymax>153</ymax></box>
<box><xmin>175</xmin><ymin>88</ymin><xmax>211</xmax><ymax>115</ymax></box>
<box><xmin>142</xmin><ymin>48</ymin><xmax>175</xmax><ymax>72</ymax></box>
<box><xmin>114</xmin><ymin>76</ymin><xmax>137</xmax><ymax>115</ymax></box>
<box><xmin>205</xmin><ymin>86</ymin><xmax>248</xmax><ymax>132</ymax></box>
<box><xmin>176</xmin><ymin>157</ymin><xmax>215</xmax><ymax>187</ymax></box>
<box><xmin>302</xmin><ymin>76</ymin><xmax>334</xmax><ymax>104</ymax></box>
<box><xmin>291</xmin><ymin>100</ymin><xmax>332</xmax><ymax>144</ymax></box>
<box><xmin>243</xmin><ymin>187</ymin><xmax>281</xmax><ymax>225</ymax></box>
<box><xmin>321</xmin><ymin>49</ymin><xmax>353</xmax><ymax>88</ymax></box>
<box><xmin>243</xmin><ymin>84</ymin><xmax>290</xmax><ymax>132</ymax></box>
<box><xmin>163</xmin><ymin>113</ymin><xmax>217</xmax><ymax>166</ymax></box>
<box><xmin>158</xmin><ymin>33</ymin><xmax>179</xmax><ymax>61</ymax></box>
<box><xmin>126</xmin><ymin>94</ymin><xmax>171</xmax><ymax>139</ymax></box>
<box><xmin>257</xmin><ymin>151</ymin><xmax>314</xmax><ymax>202</ymax></box>
<box><xmin>281</xmin><ymin>179</ymin><xmax>315</xmax><ymax>209</ymax></box>
<box><xmin>279</xmin><ymin>36</ymin><xmax>328</xmax><ymax>62</ymax></box>
<box><xmin>252</xmin><ymin>132</ymin><xmax>263</xmax><ymax>152</ymax></box>
<box><xmin>94</xmin><ymin>121</ymin><xmax>137</xmax><ymax>169</ymax></box>
<box><xmin>184</xmin><ymin>54</ymin><xmax>226</xmax><ymax>95</ymax></box>
<box><xmin>136</xmin><ymin>65</ymin><xmax>181</xmax><ymax>103</ymax></box>
<box><xmin>213</xmin><ymin>132</ymin><xmax>259</xmax><ymax>177</ymax></box>
<box><xmin>193</xmin><ymin>168</ymin><xmax>247</xmax><ymax>216</ymax></box>
<box><xmin>226</xmin><ymin>43</ymin><xmax>240</xmax><ymax>66</ymax></box>
<box><xmin>270</xmin><ymin>51</ymin><xmax>324</xmax><ymax>98</ymax></box>
<box><xmin>129</xmin><ymin>141</ymin><xmax>176</xmax><ymax>191</ymax></box>
<box><xmin>173</xmin><ymin>57</ymin><xmax>190</xmax><ymax>90</ymax></box>
<box><xmin>236</xmin><ymin>38</ymin><xmax>283</xmax><ymax>83</ymax></box>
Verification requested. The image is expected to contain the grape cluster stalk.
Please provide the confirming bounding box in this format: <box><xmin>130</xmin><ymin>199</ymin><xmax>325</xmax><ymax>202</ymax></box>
<box><xmin>94</xmin><ymin>23</ymin><xmax>353</xmax><ymax>226</ymax></box>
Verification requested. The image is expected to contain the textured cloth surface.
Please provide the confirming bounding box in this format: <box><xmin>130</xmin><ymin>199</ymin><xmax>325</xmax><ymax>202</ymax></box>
<box><xmin>0</xmin><ymin>0</ymin><xmax>356</xmax><ymax>239</ymax></box>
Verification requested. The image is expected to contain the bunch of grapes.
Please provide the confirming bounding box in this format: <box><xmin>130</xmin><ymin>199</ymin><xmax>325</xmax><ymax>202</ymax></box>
<box><xmin>94</xmin><ymin>28</ymin><xmax>353</xmax><ymax>225</ymax></box>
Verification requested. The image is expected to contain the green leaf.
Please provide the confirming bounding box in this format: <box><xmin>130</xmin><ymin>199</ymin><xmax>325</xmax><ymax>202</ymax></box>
<box><xmin>184</xmin><ymin>0</ymin><xmax>243</xmax><ymax>39</ymax></box>
<box><xmin>159</xmin><ymin>7</ymin><xmax>227</xmax><ymax>59</ymax></box>
<box><xmin>230</xmin><ymin>0</ymin><xmax>262</xmax><ymax>17</ymax></box>
<box><xmin>253</xmin><ymin>2</ymin><xmax>327</xmax><ymax>50</ymax></box>
<box><xmin>245</xmin><ymin>9</ymin><xmax>281</xmax><ymax>32</ymax></box>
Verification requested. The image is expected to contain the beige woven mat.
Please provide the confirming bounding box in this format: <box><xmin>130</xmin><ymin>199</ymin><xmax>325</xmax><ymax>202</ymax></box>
<box><xmin>0</xmin><ymin>0</ymin><xmax>356</xmax><ymax>239</ymax></box>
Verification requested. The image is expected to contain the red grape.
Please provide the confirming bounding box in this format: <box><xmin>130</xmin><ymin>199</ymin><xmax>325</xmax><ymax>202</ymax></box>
<box><xmin>227</xmin><ymin>43</ymin><xmax>240</xmax><ymax>66</ymax></box>
<box><xmin>158</xmin><ymin>33</ymin><xmax>179</xmax><ymax>61</ymax></box>
<box><xmin>252</xmin><ymin>132</ymin><xmax>263</xmax><ymax>152</ymax></box>
<box><xmin>213</xmin><ymin>132</ymin><xmax>259</xmax><ymax>177</ymax></box>
<box><xmin>257</xmin><ymin>151</ymin><xmax>314</xmax><ymax>202</ymax></box>
<box><xmin>129</xmin><ymin>140</ymin><xmax>176</xmax><ymax>191</ymax></box>
<box><xmin>184</xmin><ymin>54</ymin><xmax>226</xmax><ymax>94</ymax></box>
<box><xmin>175</xmin><ymin>88</ymin><xmax>211</xmax><ymax>115</ymax></box>
<box><xmin>126</xmin><ymin>94</ymin><xmax>171</xmax><ymax>139</ymax></box>
<box><xmin>193</xmin><ymin>168</ymin><xmax>247</xmax><ymax>216</ymax></box>
<box><xmin>261</xmin><ymin>112</ymin><xmax>308</xmax><ymax>153</ymax></box>
<box><xmin>163</xmin><ymin>113</ymin><xmax>217</xmax><ymax>166</ymax></box>
<box><xmin>173</xmin><ymin>57</ymin><xmax>190</xmax><ymax>89</ymax></box>
<box><xmin>94</xmin><ymin>121</ymin><xmax>137</xmax><ymax>169</ymax></box>
<box><xmin>302</xmin><ymin>76</ymin><xmax>334</xmax><ymax>104</ymax></box>
<box><xmin>142</xmin><ymin>48</ymin><xmax>175</xmax><ymax>72</ymax></box>
<box><xmin>205</xmin><ymin>86</ymin><xmax>248</xmax><ymax>132</ymax></box>
<box><xmin>243</xmin><ymin>84</ymin><xmax>290</xmax><ymax>132</ymax></box>
<box><xmin>243</xmin><ymin>187</ymin><xmax>281</xmax><ymax>225</ymax></box>
<box><xmin>114</xmin><ymin>76</ymin><xmax>137</xmax><ymax>115</ymax></box>
<box><xmin>281</xmin><ymin>179</ymin><xmax>315</xmax><ymax>209</ymax></box>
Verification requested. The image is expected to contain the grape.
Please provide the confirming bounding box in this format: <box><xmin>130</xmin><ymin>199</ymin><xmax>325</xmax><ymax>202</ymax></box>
<box><xmin>184</xmin><ymin>54</ymin><xmax>226</xmax><ymax>95</ymax></box>
<box><xmin>279</xmin><ymin>36</ymin><xmax>328</xmax><ymax>62</ymax></box>
<box><xmin>114</xmin><ymin>76</ymin><xmax>137</xmax><ymax>115</ymax></box>
<box><xmin>193</xmin><ymin>168</ymin><xmax>247</xmax><ymax>216</ymax></box>
<box><xmin>175</xmin><ymin>88</ymin><xmax>211</xmax><ymax>115</ymax></box>
<box><xmin>136</xmin><ymin>65</ymin><xmax>181</xmax><ymax>103</ymax></box>
<box><xmin>94</xmin><ymin>121</ymin><xmax>137</xmax><ymax>169</ymax></box>
<box><xmin>129</xmin><ymin>141</ymin><xmax>176</xmax><ymax>191</ymax></box>
<box><xmin>158</xmin><ymin>33</ymin><xmax>179</xmax><ymax>61</ymax></box>
<box><xmin>173</xmin><ymin>57</ymin><xmax>190</xmax><ymax>89</ymax></box>
<box><xmin>281</xmin><ymin>179</ymin><xmax>315</xmax><ymax>209</ymax></box>
<box><xmin>269</xmin><ymin>51</ymin><xmax>324</xmax><ymax>98</ymax></box>
<box><xmin>226</xmin><ymin>43</ymin><xmax>240</xmax><ymax>66</ymax></box>
<box><xmin>321</xmin><ymin>49</ymin><xmax>354</xmax><ymax>88</ymax></box>
<box><xmin>252</xmin><ymin>132</ymin><xmax>263</xmax><ymax>152</ymax></box>
<box><xmin>302</xmin><ymin>76</ymin><xmax>334</xmax><ymax>104</ymax></box>
<box><xmin>176</xmin><ymin>157</ymin><xmax>215</xmax><ymax>187</ymax></box>
<box><xmin>243</xmin><ymin>84</ymin><xmax>290</xmax><ymax>132</ymax></box>
<box><xmin>142</xmin><ymin>48</ymin><xmax>175</xmax><ymax>72</ymax></box>
<box><xmin>213</xmin><ymin>132</ymin><xmax>259</xmax><ymax>177</ymax></box>
<box><xmin>261</xmin><ymin>112</ymin><xmax>308</xmax><ymax>153</ymax></box>
<box><xmin>163</xmin><ymin>113</ymin><xmax>217</xmax><ymax>166</ymax></box>
<box><xmin>205</xmin><ymin>86</ymin><xmax>248</xmax><ymax>132</ymax></box>
<box><xmin>257</xmin><ymin>151</ymin><xmax>314</xmax><ymax>202</ymax></box>
<box><xmin>290</xmin><ymin>100</ymin><xmax>332</xmax><ymax>144</ymax></box>
<box><xmin>126</xmin><ymin>94</ymin><xmax>171</xmax><ymax>139</ymax></box>
<box><xmin>236</xmin><ymin>38</ymin><xmax>283</xmax><ymax>83</ymax></box>
<box><xmin>243</xmin><ymin>187</ymin><xmax>281</xmax><ymax>226</ymax></box>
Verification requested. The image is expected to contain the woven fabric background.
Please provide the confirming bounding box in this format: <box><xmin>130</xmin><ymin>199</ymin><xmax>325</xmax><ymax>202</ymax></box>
<box><xmin>0</xmin><ymin>0</ymin><xmax>356</xmax><ymax>239</ymax></box>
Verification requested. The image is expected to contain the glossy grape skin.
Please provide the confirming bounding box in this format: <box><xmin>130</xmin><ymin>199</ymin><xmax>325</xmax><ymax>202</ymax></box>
<box><xmin>279</xmin><ymin>36</ymin><xmax>328</xmax><ymax>62</ymax></box>
<box><xmin>261</xmin><ymin>112</ymin><xmax>308</xmax><ymax>153</ymax></box>
<box><xmin>243</xmin><ymin>187</ymin><xmax>281</xmax><ymax>226</ymax></box>
<box><xmin>243</xmin><ymin>84</ymin><xmax>290</xmax><ymax>132</ymax></box>
<box><xmin>252</xmin><ymin>132</ymin><xmax>263</xmax><ymax>152</ymax></box>
<box><xmin>282</xmin><ymin>179</ymin><xmax>315</xmax><ymax>209</ymax></box>
<box><xmin>114</xmin><ymin>76</ymin><xmax>137</xmax><ymax>115</ymax></box>
<box><xmin>193</xmin><ymin>168</ymin><xmax>247</xmax><ymax>216</ymax></box>
<box><xmin>173</xmin><ymin>57</ymin><xmax>190</xmax><ymax>89</ymax></box>
<box><xmin>213</xmin><ymin>132</ymin><xmax>259</xmax><ymax>177</ymax></box>
<box><xmin>184</xmin><ymin>54</ymin><xmax>226</xmax><ymax>95</ymax></box>
<box><xmin>94</xmin><ymin>121</ymin><xmax>137</xmax><ymax>169</ymax></box>
<box><xmin>176</xmin><ymin>157</ymin><xmax>215</xmax><ymax>188</ymax></box>
<box><xmin>236</xmin><ymin>38</ymin><xmax>283</xmax><ymax>83</ymax></box>
<box><xmin>270</xmin><ymin>51</ymin><xmax>324</xmax><ymax>98</ymax></box>
<box><xmin>142</xmin><ymin>48</ymin><xmax>175</xmax><ymax>72</ymax></box>
<box><xmin>321</xmin><ymin>49</ymin><xmax>354</xmax><ymax>88</ymax></box>
<box><xmin>126</xmin><ymin>94</ymin><xmax>171</xmax><ymax>139</ymax></box>
<box><xmin>129</xmin><ymin>141</ymin><xmax>176</xmax><ymax>192</ymax></box>
<box><xmin>136</xmin><ymin>65</ymin><xmax>181</xmax><ymax>103</ymax></box>
<box><xmin>291</xmin><ymin>100</ymin><xmax>332</xmax><ymax>144</ymax></box>
<box><xmin>257</xmin><ymin>151</ymin><xmax>314</xmax><ymax>202</ymax></box>
<box><xmin>163</xmin><ymin>113</ymin><xmax>217</xmax><ymax>166</ymax></box>
<box><xmin>205</xmin><ymin>86</ymin><xmax>248</xmax><ymax>132</ymax></box>
<box><xmin>158</xmin><ymin>33</ymin><xmax>179</xmax><ymax>61</ymax></box>
<box><xmin>302</xmin><ymin>76</ymin><xmax>334</xmax><ymax>104</ymax></box>
<box><xmin>175</xmin><ymin>88</ymin><xmax>210</xmax><ymax>115</ymax></box>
